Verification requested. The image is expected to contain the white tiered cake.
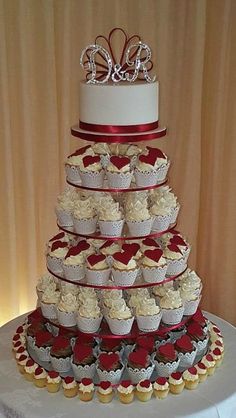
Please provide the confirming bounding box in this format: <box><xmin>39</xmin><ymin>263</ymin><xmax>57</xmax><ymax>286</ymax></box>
<box><xmin>12</xmin><ymin>28</ymin><xmax>224</xmax><ymax>402</ymax></box>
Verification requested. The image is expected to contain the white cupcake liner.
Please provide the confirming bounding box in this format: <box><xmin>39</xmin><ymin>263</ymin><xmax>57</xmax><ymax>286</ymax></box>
<box><xmin>100</xmin><ymin>154</ymin><xmax>110</xmax><ymax>168</ymax></box>
<box><xmin>151</xmin><ymin>214</ymin><xmax>171</xmax><ymax>232</ymax></box>
<box><xmin>79</xmin><ymin>169</ymin><xmax>105</xmax><ymax>188</ymax></box>
<box><xmin>65</xmin><ymin>164</ymin><xmax>81</xmax><ymax>184</ymax></box>
<box><xmin>153</xmin><ymin>357</ymin><xmax>180</xmax><ymax>377</ymax></box>
<box><xmin>57</xmin><ymin>309</ymin><xmax>77</xmax><ymax>327</ymax></box>
<box><xmin>156</xmin><ymin>162</ymin><xmax>170</xmax><ymax>182</ymax></box>
<box><xmin>127</xmin><ymin>363</ymin><xmax>155</xmax><ymax>384</ymax></box>
<box><xmin>46</xmin><ymin>254</ymin><xmax>64</xmax><ymax>274</ymax></box>
<box><xmin>40</xmin><ymin>301</ymin><xmax>58</xmax><ymax>320</ymax></box>
<box><xmin>106</xmin><ymin>316</ymin><xmax>134</xmax><ymax>335</ymax></box>
<box><xmin>62</xmin><ymin>263</ymin><xmax>85</xmax><ymax>281</ymax></box>
<box><xmin>142</xmin><ymin>264</ymin><xmax>167</xmax><ymax>284</ymax></box>
<box><xmin>183</xmin><ymin>297</ymin><xmax>201</xmax><ymax>316</ymax></box>
<box><xmin>161</xmin><ymin>306</ymin><xmax>184</xmax><ymax>325</ymax></box>
<box><xmin>34</xmin><ymin>345</ymin><xmax>51</xmax><ymax>362</ymax></box>
<box><xmin>86</xmin><ymin>268</ymin><xmax>111</xmax><ymax>285</ymax></box>
<box><xmin>106</xmin><ymin>171</ymin><xmax>133</xmax><ymax>189</ymax></box>
<box><xmin>77</xmin><ymin>314</ymin><xmax>103</xmax><ymax>333</ymax></box>
<box><xmin>55</xmin><ymin>208</ymin><xmax>74</xmax><ymax>227</ymax></box>
<box><xmin>134</xmin><ymin>163</ymin><xmax>169</xmax><ymax>187</ymax></box>
<box><xmin>26</xmin><ymin>335</ymin><xmax>35</xmax><ymax>350</ymax></box>
<box><xmin>96</xmin><ymin>363</ymin><xmax>125</xmax><ymax>384</ymax></box>
<box><xmin>106</xmin><ymin>254</ymin><xmax>114</xmax><ymax>267</ymax></box>
<box><xmin>136</xmin><ymin>312</ymin><xmax>162</xmax><ymax>332</ymax></box>
<box><xmin>73</xmin><ymin>216</ymin><xmax>98</xmax><ymax>235</ymax></box>
<box><xmin>98</xmin><ymin>219</ymin><xmax>124</xmax><ymax>237</ymax></box>
<box><xmin>50</xmin><ymin>355</ymin><xmax>72</xmax><ymax>373</ymax></box>
<box><xmin>71</xmin><ymin>361</ymin><xmax>96</xmax><ymax>381</ymax></box>
<box><xmin>178</xmin><ymin>348</ymin><xmax>197</xmax><ymax>371</ymax></box>
<box><xmin>155</xmin><ymin>336</ymin><xmax>172</xmax><ymax>349</ymax></box>
<box><xmin>112</xmin><ymin>268</ymin><xmax>139</xmax><ymax>286</ymax></box>
<box><xmin>126</xmin><ymin>218</ymin><xmax>154</xmax><ymax>237</ymax></box>
<box><xmin>170</xmin><ymin>204</ymin><xmax>180</xmax><ymax>225</ymax></box>
<box><xmin>166</xmin><ymin>258</ymin><xmax>187</xmax><ymax>276</ymax></box>
<box><xmin>194</xmin><ymin>337</ymin><xmax>209</xmax><ymax>358</ymax></box>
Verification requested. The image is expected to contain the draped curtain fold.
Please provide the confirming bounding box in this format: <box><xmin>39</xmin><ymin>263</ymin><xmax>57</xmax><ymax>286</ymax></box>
<box><xmin>0</xmin><ymin>0</ymin><xmax>235</xmax><ymax>326</ymax></box>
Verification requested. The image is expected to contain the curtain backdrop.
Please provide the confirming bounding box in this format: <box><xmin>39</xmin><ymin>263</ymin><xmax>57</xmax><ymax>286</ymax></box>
<box><xmin>0</xmin><ymin>0</ymin><xmax>236</xmax><ymax>326</ymax></box>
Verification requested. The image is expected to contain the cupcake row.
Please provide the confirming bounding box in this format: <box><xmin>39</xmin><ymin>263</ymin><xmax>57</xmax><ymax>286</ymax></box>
<box><xmin>65</xmin><ymin>144</ymin><xmax>170</xmax><ymax>189</ymax></box>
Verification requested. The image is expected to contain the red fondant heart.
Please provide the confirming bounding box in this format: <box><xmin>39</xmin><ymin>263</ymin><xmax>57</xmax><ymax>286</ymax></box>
<box><xmin>51</xmin><ymin>240</ymin><xmax>68</xmax><ymax>252</ymax></box>
<box><xmin>212</xmin><ymin>326</ymin><xmax>221</xmax><ymax>334</ymax></box>
<box><xmin>49</xmin><ymin>232</ymin><xmax>65</xmax><ymax>242</ymax></box>
<box><xmin>142</xmin><ymin>238</ymin><xmax>159</xmax><ymax>248</ymax></box>
<box><xmin>52</xmin><ymin>336</ymin><xmax>70</xmax><ymax>351</ymax></box>
<box><xmin>212</xmin><ymin>348</ymin><xmax>221</xmax><ymax>356</ymax></box>
<box><xmin>128</xmin><ymin>349</ymin><xmax>148</xmax><ymax>368</ymax></box>
<box><xmin>74</xmin><ymin>344</ymin><xmax>92</xmax><ymax>362</ymax></box>
<box><xmin>139</xmin><ymin>379</ymin><xmax>151</xmax><ymax>388</ymax></box>
<box><xmin>187</xmin><ymin>322</ymin><xmax>203</xmax><ymax>337</ymax></box>
<box><xmin>113</xmin><ymin>251</ymin><xmax>133</xmax><ymax>265</ymax></box>
<box><xmin>188</xmin><ymin>366</ymin><xmax>197</xmax><ymax>375</ymax></box>
<box><xmin>35</xmin><ymin>331</ymin><xmax>53</xmax><ymax>347</ymax></box>
<box><xmin>13</xmin><ymin>341</ymin><xmax>21</xmax><ymax>348</ymax></box>
<box><xmin>64</xmin><ymin>376</ymin><xmax>74</xmax><ymax>384</ymax></box>
<box><xmin>35</xmin><ymin>367</ymin><xmax>44</xmax><ymax>376</ymax></box>
<box><xmin>158</xmin><ymin>343</ymin><xmax>176</xmax><ymax>361</ymax></box>
<box><xmin>100</xmin><ymin>240</ymin><xmax>114</xmax><ymax>249</ymax></box>
<box><xmin>48</xmin><ymin>370</ymin><xmax>59</xmax><ymax>378</ymax></box>
<box><xmin>81</xmin><ymin>378</ymin><xmax>93</xmax><ymax>386</ymax></box>
<box><xmin>156</xmin><ymin>377</ymin><xmax>167</xmax><ymax>385</ymax></box>
<box><xmin>18</xmin><ymin>354</ymin><xmax>27</xmax><ymax>362</ymax></box>
<box><xmin>16</xmin><ymin>346</ymin><xmax>25</xmax><ymax>354</ymax></box>
<box><xmin>167</xmin><ymin>243</ymin><xmax>182</xmax><ymax>254</ymax></box>
<box><xmin>66</xmin><ymin>241</ymin><xmax>90</xmax><ymax>258</ymax></box>
<box><xmin>100</xmin><ymin>381</ymin><xmax>111</xmax><ymax>390</ymax></box>
<box><xmin>144</xmin><ymin>248</ymin><xmax>163</xmax><ymax>262</ymax></box>
<box><xmin>122</xmin><ymin>243</ymin><xmax>140</xmax><ymax>256</ymax></box>
<box><xmin>215</xmin><ymin>340</ymin><xmax>223</xmax><ymax>347</ymax></box>
<box><xmin>71</xmin><ymin>145</ymin><xmax>91</xmax><ymax>157</ymax></box>
<box><xmin>110</xmin><ymin>155</ymin><xmax>130</xmax><ymax>169</ymax></box>
<box><xmin>197</xmin><ymin>362</ymin><xmax>206</xmax><ymax>370</ymax></box>
<box><xmin>99</xmin><ymin>353</ymin><xmax>119</xmax><ymax>371</ymax></box>
<box><xmin>26</xmin><ymin>359</ymin><xmax>35</xmax><ymax>367</ymax></box>
<box><xmin>175</xmin><ymin>335</ymin><xmax>193</xmax><ymax>352</ymax></box>
<box><xmin>171</xmin><ymin>372</ymin><xmax>182</xmax><ymax>380</ymax></box>
<box><xmin>13</xmin><ymin>334</ymin><xmax>20</xmax><ymax>342</ymax></box>
<box><xmin>139</xmin><ymin>153</ymin><xmax>157</xmax><ymax>167</ymax></box>
<box><xmin>170</xmin><ymin>235</ymin><xmax>187</xmax><ymax>246</ymax></box>
<box><xmin>192</xmin><ymin>309</ymin><xmax>206</xmax><ymax>326</ymax></box>
<box><xmin>121</xmin><ymin>380</ymin><xmax>132</xmax><ymax>388</ymax></box>
<box><xmin>83</xmin><ymin>155</ymin><xmax>100</xmax><ymax>168</ymax></box>
<box><xmin>206</xmin><ymin>354</ymin><xmax>214</xmax><ymax>362</ymax></box>
<box><xmin>137</xmin><ymin>336</ymin><xmax>154</xmax><ymax>352</ymax></box>
<box><xmin>146</xmin><ymin>147</ymin><xmax>166</xmax><ymax>159</ymax></box>
<box><xmin>87</xmin><ymin>253</ymin><xmax>106</xmax><ymax>267</ymax></box>
<box><xmin>16</xmin><ymin>326</ymin><xmax>24</xmax><ymax>334</ymax></box>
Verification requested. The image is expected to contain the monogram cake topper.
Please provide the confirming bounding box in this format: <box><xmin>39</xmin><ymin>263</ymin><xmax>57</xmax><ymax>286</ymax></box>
<box><xmin>80</xmin><ymin>28</ymin><xmax>156</xmax><ymax>84</ymax></box>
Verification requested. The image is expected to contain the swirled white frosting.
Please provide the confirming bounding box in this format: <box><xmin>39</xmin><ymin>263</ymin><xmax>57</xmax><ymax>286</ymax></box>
<box><xmin>66</xmin><ymin>147</ymin><xmax>94</xmax><ymax>166</ymax></box>
<box><xmin>160</xmin><ymin>289</ymin><xmax>183</xmax><ymax>309</ymax></box>
<box><xmin>127</xmin><ymin>288</ymin><xmax>150</xmax><ymax>298</ymax></box>
<box><xmin>78</xmin><ymin>300</ymin><xmax>101</xmax><ymax>319</ymax></box>
<box><xmin>98</xmin><ymin>201</ymin><xmax>123</xmax><ymax>221</ymax></box>
<box><xmin>49</xmin><ymin>247</ymin><xmax>68</xmax><ymax>258</ymax></box>
<box><xmin>98</xmin><ymin>386</ymin><xmax>113</xmax><ymax>395</ymax></box>
<box><xmin>108</xmin><ymin>300</ymin><xmax>132</xmax><ymax>320</ymax></box>
<box><xmin>78</xmin><ymin>288</ymin><xmax>97</xmax><ymax>304</ymax></box>
<box><xmin>37</xmin><ymin>274</ymin><xmax>56</xmax><ymax>292</ymax></box>
<box><xmin>73</xmin><ymin>198</ymin><xmax>96</xmax><ymax>219</ymax></box>
<box><xmin>180</xmin><ymin>289</ymin><xmax>200</xmax><ymax>302</ymax></box>
<box><xmin>150</xmin><ymin>197</ymin><xmax>172</xmax><ymax>217</ymax></box>
<box><xmin>128</xmin><ymin>294</ymin><xmax>147</xmax><ymax>309</ymax></box>
<box><xmin>113</xmin><ymin>257</ymin><xmax>137</xmax><ymax>271</ymax></box>
<box><xmin>142</xmin><ymin>254</ymin><xmax>166</xmax><ymax>268</ymax></box>
<box><xmin>169</xmin><ymin>375</ymin><xmax>183</xmax><ymax>385</ymax></box>
<box><xmin>80</xmin><ymin>160</ymin><xmax>102</xmax><ymax>172</ymax></box>
<box><xmin>58</xmin><ymin>293</ymin><xmax>78</xmax><ymax>313</ymax></box>
<box><xmin>87</xmin><ymin>257</ymin><xmax>109</xmax><ymax>270</ymax></box>
<box><xmin>152</xmin><ymin>282</ymin><xmax>174</xmax><ymax>297</ymax></box>
<box><xmin>25</xmin><ymin>363</ymin><xmax>37</xmax><ymax>374</ymax></box>
<box><xmin>179</xmin><ymin>269</ymin><xmax>202</xmax><ymax>291</ymax></box>
<box><xmin>195</xmin><ymin>364</ymin><xmax>207</xmax><ymax>375</ymax></box>
<box><xmin>164</xmin><ymin>247</ymin><xmax>183</xmax><ymax>260</ymax></box>
<box><xmin>202</xmin><ymin>356</ymin><xmax>215</xmax><ymax>368</ymax></box>
<box><xmin>60</xmin><ymin>282</ymin><xmax>80</xmax><ymax>295</ymax></box>
<box><xmin>63</xmin><ymin>252</ymin><xmax>85</xmax><ymax>265</ymax></box>
<box><xmin>41</xmin><ymin>287</ymin><xmax>60</xmax><ymax>304</ymax></box>
<box><xmin>136</xmin><ymin>298</ymin><xmax>160</xmax><ymax>316</ymax></box>
<box><xmin>92</xmin><ymin>142</ymin><xmax>110</xmax><ymax>155</ymax></box>
<box><xmin>102</xmin><ymin>289</ymin><xmax>123</xmax><ymax>300</ymax></box>
<box><xmin>125</xmin><ymin>200</ymin><xmax>151</xmax><ymax>221</ymax></box>
<box><xmin>100</xmin><ymin>242</ymin><xmax>121</xmax><ymax>256</ymax></box>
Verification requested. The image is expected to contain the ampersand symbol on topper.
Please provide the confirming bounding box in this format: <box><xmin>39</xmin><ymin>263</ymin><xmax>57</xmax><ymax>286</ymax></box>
<box><xmin>80</xmin><ymin>28</ymin><xmax>156</xmax><ymax>84</ymax></box>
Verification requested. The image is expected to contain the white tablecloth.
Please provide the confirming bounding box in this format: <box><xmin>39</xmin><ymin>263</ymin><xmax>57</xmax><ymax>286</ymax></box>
<box><xmin>0</xmin><ymin>312</ymin><xmax>235</xmax><ymax>418</ymax></box>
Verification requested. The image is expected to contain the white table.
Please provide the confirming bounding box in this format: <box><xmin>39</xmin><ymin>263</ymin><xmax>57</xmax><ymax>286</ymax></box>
<box><xmin>0</xmin><ymin>312</ymin><xmax>235</xmax><ymax>418</ymax></box>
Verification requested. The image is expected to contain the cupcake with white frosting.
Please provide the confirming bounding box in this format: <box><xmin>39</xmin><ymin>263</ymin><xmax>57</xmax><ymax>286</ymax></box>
<box><xmin>65</xmin><ymin>145</ymin><xmax>94</xmax><ymax>184</ymax></box>
<box><xmin>183</xmin><ymin>366</ymin><xmax>199</xmax><ymax>390</ymax></box>
<box><xmin>55</xmin><ymin>188</ymin><xmax>78</xmax><ymax>227</ymax></box>
<box><xmin>36</xmin><ymin>273</ymin><xmax>57</xmax><ymax>301</ymax></box>
<box><xmin>78</xmin><ymin>378</ymin><xmax>95</xmax><ymax>401</ymax></box>
<box><xmin>77</xmin><ymin>299</ymin><xmax>103</xmax><ymax>333</ymax></box>
<box><xmin>106</xmin><ymin>155</ymin><xmax>133</xmax><ymax>189</ymax></box>
<box><xmin>153</xmin><ymin>377</ymin><xmax>169</xmax><ymax>399</ymax></box>
<box><xmin>150</xmin><ymin>197</ymin><xmax>172</xmax><ymax>232</ymax></box>
<box><xmin>125</xmin><ymin>193</ymin><xmax>154</xmax><ymax>236</ymax></box>
<box><xmin>134</xmin><ymin>147</ymin><xmax>169</xmax><ymax>187</ymax></box>
<box><xmin>136</xmin><ymin>298</ymin><xmax>162</xmax><ymax>332</ymax></box>
<box><xmin>117</xmin><ymin>380</ymin><xmax>135</xmax><ymax>404</ymax></box>
<box><xmin>86</xmin><ymin>253</ymin><xmax>110</xmax><ymax>285</ymax></box>
<box><xmin>57</xmin><ymin>293</ymin><xmax>79</xmax><ymax>327</ymax></box>
<box><xmin>60</xmin><ymin>282</ymin><xmax>80</xmax><ymax>296</ymax></box>
<box><xmin>135</xmin><ymin>379</ymin><xmax>153</xmax><ymax>402</ymax></box>
<box><xmin>73</xmin><ymin>197</ymin><xmax>97</xmax><ymax>234</ymax></box>
<box><xmin>178</xmin><ymin>269</ymin><xmax>202</xmax><ymax>297</ymax></box>
<box><xmin>97</xmin><ymin>381</ymin><xmax>114</xmax><ymax>403</ymax></box>
<box><xmin>152</xmin><ymin>282</ymin><xmax>174</xmax><ymax>303</ymax></box>
<box><xmin>106</xmin><ymin>299</ymin><xmax>134</xmax><ymax>335</ymax></box>
<box><xmin>160</xmin><ymin>289</ymin><xmax>184</xmax><ymax>325</ymax></box>
<box><xmin>98</xmin><ymin>199</ymin><xmax>124</xmax><ymax>237</ymax></box>
<box><xmin>180</xmin><ymin>286</ymin><xmax>201</xmax><ymax>316</ymax></box>
<box><xmin>141</xmin><ymin>248</ymin><xmax>167</xmax><ymax>283</ymax></box>
<box><xmin>164</xmin><ymin>243</ymin><xmax>187</xmax><ymax>276</ymax></box>
<box><xmin>62</xmin><ymin>241</ymin><xmax>91</xmax><ymax>281</ymax></box>
<box><xmin>40</xmin><ymin>285</ymin><xmax>60</xmax><ymax>320</ymax></box>
<box><xmin>150</xmin><ymin>186</ymin><xmax>180</xmax><ymax>225</ymax></box>
<box><xmin>112</xmin><ymin>251</ymin><xmax>139</xmax><ymax>286</ymax></box>
<box><xmin>79</xmin><ymin>155</ymin><xmax>105</xmax><ymax>187</ymax></box>
<box><xmin>46</xmin><ymin>240</ymin><xmax>68</xmax><ymax>275</ymax></box>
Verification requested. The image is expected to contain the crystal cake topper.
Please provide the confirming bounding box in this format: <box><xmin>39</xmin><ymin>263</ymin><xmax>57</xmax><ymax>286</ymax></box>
<box><xmin>80</xmin><ymin>28</ymin><xmax>156</xmax><ymax>84</ymax></box>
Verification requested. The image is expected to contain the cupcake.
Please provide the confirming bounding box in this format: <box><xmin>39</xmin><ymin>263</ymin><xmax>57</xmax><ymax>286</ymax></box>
<box><xmin>169</xmin><ymin>234</ymin><xmax>191</xmax><ymax>262</ymax></box>
<box><xmin>122</xmin><ymin>242</ymin><xmax>142</xmax><ymax>261</ymax></box>
<box><xmin>175</xmin><ymin>334</ymin><xmax>197</xmax><ymax>370</ymax></box>
<box><xmin>73</xmin><ymin>197</ymin><xmax>97</xmax><ymax>234</ymax></box>
<box><xmin>62</xmin><ymin>376</ymin><xmax>78</xmax><ymax>398</ymax></box>
<box><xmin>15</xmin><ymin>346</ymin><xmax>27</xmax><ymax>361</ymax></box>
<box><xmin>127</xmin><ymin>289</ymin><xmax>151</xmax><ymax>311</ymax></box>
<box><xmin>180</xmin><ymin>287</ymin><xmax>201</xmax><ymax>316</ymax></box>
<box><xmin>36</xmin><ymin>273</ymin><xmax>56</xmax><ymax>301</ymax></box>
<box><xmin>135</xmin><ymin>379</ymin><xmax>153</xmax><ymax>402</ymax></box>
<box><xmin>140</xmin><ymin>237</ymin><xmax>160</xmax><ymax>253</ymax></box>
<box><xmin>86</xmin><ymin>253</ymin><xmax>110</xmax><ymax>285</ymax></box>
<box><xmin>65</xmin><ymin>145</ymin><xmax>94</xmax><ymax>184</ymax></box>
<box><xmin>34</xmin><ymin>330</ymin><xmax>54</xmax><ymax>361</ymax></box>
<box><xmin>117</xmin><ymin>380</ymin><xmax>135</xmax><ymax>404</ymax></box>
<box><xmin>17</xmin><ymin>354</ymin><xmax>29</xmax><ymax>374</ymax></box>
<box><xmin>98</xmin><ymin>200</ymin><xmax>124</xmax><ymax>237</ymax></box>
<box><xmin>55</xmin><ymin>188</ymin><xmax>77</xmax><ymax>227</ymax></box>
<box><xmin>135</xmin><ymin>298</ymin><xmax>162</xmax><ymax>332</ymax></box>
<box><xmin>186</xmin><ymin>322</ymin><xmax>209</xmax><ymax>357</ymax></box>
<box><xmin>34</xmin><ymin>367</ymin><xmax>47</xmax><ymax>388</ymax></box>
<box><xmin>195</xmin><ymin>362</ymin><xmax>208</xmax><ymax>383</ymax></box>
<box><xmin>150</xmin><ymin>197</ymin><xmax>172</xmax><ymax>232</ymax></box>
<box><xmin>97</xmin><ymin>381</ymin><xmax>114</xmax><ymax>403</ymax></box>
<box><xmin>183</xmin><ymin>366</ymin><xmax>199</xmax><ymax>390</ymax></box>
<box><xmin>164</xmin><ymin>243</ymin><xmax>187</xmax><ymax>277</ymax></box>
<box><xmin>62</xmin><ymin>241</ymin><xmax>91</xmax><ymax>281</ymax></box>
<box><xmin>57</xmin><ymin>293</ymin><xmax>79</xmax><ymax>327</ymax></box>
<box><xmin>50</xmin><ymin>336</ymin><xmax>72</xmax><ymax>373</ymax></box>
<box><xmin>168</xmin><ymin>372</ymin><xmax>185</xmax><ymax>394</ymax></box>
<box><xmin>160</xmin><ymin>289</ymin><xmax>184</xmax><ymax>325</ymax></box>
<box><xmin>210</xmin><ymin>348</ymin><xmax>223</xmax><ymax>367</ymax></box>
<box><xmin>24</xmin><ymin>359</ymin><xmax>37</xmax><ymax>382</ymax></box>
<box><xmin>178</xmin><ymin>269</ymin><xmax>202</xmax><ymax>298</ymax></box>
<box><xmin>112</xmin><ymin>251</ymin><xmax>139</xmax><ymax>286</ymax></box>
<box><xmin>71</xmin><ymin>343</ymin><xmax>96</xmax><ymax>380</ymax></box>
<box><xmin>134</xmin><ymin>147</ymin><xmax>169</xmax><ymax>187</ymax></box>
<box><xmin>106</xmin><ymin>156</ymin><xmax>133</xmax><ymax>189</ymax></box>
<box><xmin>127</xmin><ymin>348</ymin><xmax>154</xmax><ymax>384</ymax></box>
<box><xmin>40</xmin><ymin>285</ymin><xmax>60</xmax><ymax>320</ymax></box>
<box><xmin>100</xmin><ymin>240</ymin><xmax>121</xmax><ymax>266</ymax></box>
<box><xmin>106</xmin><ymin>300</ymin><xmax>134</xmax><ymax>335</ymax></box>
<box><xmin>125</xmin><ymin>194</ymin><xmax>153</xmax><ymax>236</ymax></box>
<box><xmin>152</xmin><ymin>281</ymin><xmax>174</xmax><ymax>304</ymax></box>
<box><xmin>154</xmin><ymin>343</ymin><xmax>180</xmax><ymax>377</ymax></box>
<box><xmin>153</xmin><ymin>377</ymin><xmax>169</xmax><ymax>399</ymax></box>
<box><xmin>79</xmin><ymin>155</ymin><xmax>105</xmax><ymax>187</ymax></box>
<box><xmin>141</xmin><ymin>248</ymin><xmax>167</xmax><ymax>283</ymax></box>
<box><xmin>46</xmin><ymin>240</ymin><xmax>68</xmax><ymax>275</ymax></box>
<box><xmin>201</xmin><ymin>353</ymin><xmax>216</xmax><ymax>376</ymax></box>
<box><xmin>46</xmin><ymin>370</ymin><xmax>62</xmax><ymax>393</ymax></box>
<box><xmin>77</xmin><ymin>299</ymin><xmax>102</xmax><ymax>333</ymax></box>
<box><xmin>150</xmin><ymin>186</ymin><xmax>180</xmax><ymax>224</ymax></box>
<box><xmin>96</xmin><ymin>352</ymin><xmax>124</xmax><ymax>384</ymax></box>
<box><xmin>78</xmin><ymin>378</ymin><xmax>94</xmax><ymax>401</ymax></box>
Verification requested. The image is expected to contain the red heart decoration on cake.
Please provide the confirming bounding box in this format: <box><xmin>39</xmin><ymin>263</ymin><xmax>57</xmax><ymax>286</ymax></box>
<box><xmin>212</xmin><ymin>348</ymin><xmax>221</xmax><ymax>356</ymax></box>
<box><xmin>192</xmin><ymin>309</ymin><xmax>206</xmax><ymax>325</ymax></box>
<box><xmin>110</xmin><ymin>155</ymin><xmax>130</xmax><ymax>169</ymax></box>
<box><xmin>187</xmin><ymin>322</ymin><xmax>203</xmax><ymax>337</ymax></box>
<box><xmin>13</xmin><ymin>334</ymin><xmax>20</xmax><ymax>342</ymax></box>
<box><xmin>49</xmin><ymin>232</ymin><xmax>65</xmax><ymax>242</ymax></box>
<box><xmin>99</xmin><ymin>353</ymin><xmax>119</xmax><ymax>370</ymax></box>
<box><xmin>71</xmin><ymin>145</ymin><xmax>91</xmax><ymax>156</ymax></box>
<box><xmin>81</xmin><ymin>378</ymin><xmax>93</xmax><ymax>386</ymax></box>
<box><xmin>139</xmin><ymin>379</ymin><xmax>151</xmax><ymax>388</ymax></box>
<box><xmin>16</xmin><ymin>326</ymin><xmax>24</xmax><ymax>334</ymax></box>
<box><xmin>170</xmin><ymin>235</ymin><xmax>187</xmax><ymax>246</ymax></box>
<box><xmin>78</xmin><ymin>240</ymin><xmax>90</xmax><ymax>251</ymax></box>
<box><xmin>175</xmin><ymin>335</ymin><xmax>193</xmax><ymax>352</ymax></box>
<box><xmin>83</xmin><ymin>155</ymin><xmax>100</xmax><ymax>168</ymax></box>
<box><xmin>52</xmin><ymin>336</ymin><xmax>70</xmax><ymax>351</ymax></box>
<box><xmin>137</xmin><ymin>336</ymin><xmax>154</xmax><ymax>352</ymax></box>
<box><xmin>100</xmin><ymin>240</ymin><xmax>114</xmax><ymax>249</ymax></box>
<box><xmin>48</xmin><ymin>370</ymin><xmax>59</xmax><ymax>378</ymax></box>
<box><xmin>26</xmin><ymin>359</ymin><xmax>35</xmax><ymax>367</ymax></box>
<box><xmin>215</xmin><ymin>340</ymin><xmax>223</xmax><ymax>347</ymax></box>
<box><xmin>139</xmin><ymin>153</ymin><xmax>157</xmax><ymax>167</ymax></box>
<box><xmin>206</xmin><ymin>354</ymin><xmax>214</xmax><ymax>362</ymax></box>
<box><xmin>16</xmin><ymin>346</ymin><xmax>25</xmax><ymax>354</ymax></box>
<box><xmin>87</xmin><ymin>253</ymin><xmax>106</xmax><ymax>266</ymax></box>
<box><xmin>120</xmin><ymin>380</ymin><xmax>132</xmax><ymax>388</ymax></box>
<box><xmin>19</xmin><ymin>354</ymin><xmax>27</xmax><ymax>362</ymax></box>
<box><xmin>188</xmin><ymin>366</ymin><xmax>197</xmax><ymax>375</ymax></box>
<box><xmin>142</xmin><ymin>238</ymin><xmax>159</xmax><ymax>248</ymax></box>
<box><xmin>167</xmin><ymin>243</ymin><xmax>182</xmax><ymax>253</ymax></box>
<box><xmin>156</xmin><ymin>377</ymin><xmax>167</xmax><ymax>385</ymax></box>
<box><xmin>64</xmin><ymin>376</ymin><xmax>74</xmax><ymax>384</ymax></box>
<box><xmin>122</xmin><ymin>243</ymin><xmax>140</xmax><ymax>256</ymax></box>
<box><xmin>144</xmin><ymin>248</ymin><xmax>163</xmax><ymax>262</ymax></box>
<box><xmin>212</xmin><ymin>326</ymin><xmax>221</xmax><ymax>334</ymax></box>
<box><xmin>113</xmin><ymin>251</ymin><xmax>133</xmax><ymax>265</ymax></box>
<box><xmin>35</xmin><ymin>367</ymin><xmax>44</xmax><ymax>376</ymax></box>
<box><xmin>158</xmin><ymin>343</ymin><xmax>176</xmax><ymax>361</ymax></box>
<box><xmin>35</xmin><ymin>331</ymin><xmax>53</xmax><ymax>347</ymax></box>
<box><xmin>197</xmin><ymin>362</ymin><xmax>206</xmax><ymax>370</ymax></box>
<box><xmin>51</xmin><ymin>240</ymin><xmax>68</xmax><ymax>252</ymax></box>
<box><xmin>100</xmin><ymin>381</ymin><xmax>111</xmax><ymax>390</ymax></box>
<box><xmin>146</xmin><ymin>147</ymin><xmax>166</xmax><ymax>159</ymax></box>
<box><xmin>128</xmin><ymin>349</ymin><xmax>148</xmax><ymax>368</ymax></box>
<box><xmin>171</xmin><ymin>372</ymin><xmax>182</xmax><ymax>380</ymax></box>
<box><xmin>74</xmin><ymin>344</ymin><xmax>92</xmax><ymax>362</ymax></box>
<box><xmin>13</xmin><ymin>341</ymin><xmax>21</xmax><ymax>348</ymax></box>
<box><xmin>66</xmin><ymin>241</ymin><xmax>90</xmax><ymax>258</ymax></box>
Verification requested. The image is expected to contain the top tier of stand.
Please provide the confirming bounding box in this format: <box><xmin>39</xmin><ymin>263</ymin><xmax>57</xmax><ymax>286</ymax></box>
<box><xmin>71</xmin><ymin>124</ymin><xmax>167</xmax><ymax>143</ymax></box>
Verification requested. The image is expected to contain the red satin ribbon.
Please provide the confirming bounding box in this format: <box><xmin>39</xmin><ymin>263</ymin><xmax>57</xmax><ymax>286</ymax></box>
<box><xmin>71</xmin><ymin>127</ymin><xmax>167</xmax><ymax>143</ymax></box>
<box><xmin>79</xmin><ymin>120</ymin><xmax>159</xmax><ymax>134</ymax></box>
<box><xmin>66</xmin><ymin>178</ymin><xmax>168</xmax><ymax>193</ymax></box>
